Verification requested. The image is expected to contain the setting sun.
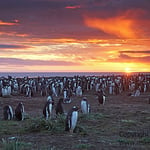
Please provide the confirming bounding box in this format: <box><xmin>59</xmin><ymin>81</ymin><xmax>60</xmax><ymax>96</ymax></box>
<box><xmin>125</xmin><ymin>67</ymin><xmax>132</xmax><ymax>73</ymax></box>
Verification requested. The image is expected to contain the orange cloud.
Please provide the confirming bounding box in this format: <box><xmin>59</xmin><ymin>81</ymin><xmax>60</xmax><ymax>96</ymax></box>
<box><xmin>84</xmin><ymin>15</ymin><xmax>137</xmax><ymax>38</ymax></box>
<box><xmin>0</xmin><ymin>31</ymin><xmax>28</xmax><ymax>37</ymax></box>
<box><xmin>0</xmin><ymin>20</ymin><xmax>19</xmax><ymax>26</ymax></box>
<box><xmin>65</xmin><ymin>5</ymin><xmax>81</xmax><ymax>9</ymax></box>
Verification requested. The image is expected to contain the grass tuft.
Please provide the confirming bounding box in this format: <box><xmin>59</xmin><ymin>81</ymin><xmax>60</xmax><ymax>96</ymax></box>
<box><xmin>25</xmin><ymin>115</ymin><xmax>66</xmax><ymax>134</ymax></box>
<box><xmin>73</xmin><ymin>143</ymin><xmax>95</xmax><ymax>149</ymax></box>
<box><xmin>1</xmin><ymin>138</ymin><xmax>32</xmax><ymax>150</ymax></box>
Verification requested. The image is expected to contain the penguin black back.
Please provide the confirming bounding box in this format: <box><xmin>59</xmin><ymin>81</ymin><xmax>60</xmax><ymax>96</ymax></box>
<box><xmin>97</xmin><ymin>89</ymin><xmax>105</xmax><ymax>105</ymax></box>
<box><xmin>15</xmin><ymin>102</ymin><xmax>24</xmax><ymax>121</ymax></box>
<box><xmin>43</xmin><ymin>100</ymin><xmax>53</xmax><ymax>119</ymax></box>
<box><xmin>55</xmin><ymin>98</ymin><xmax>64</xmax><ymax>115</ymax></box>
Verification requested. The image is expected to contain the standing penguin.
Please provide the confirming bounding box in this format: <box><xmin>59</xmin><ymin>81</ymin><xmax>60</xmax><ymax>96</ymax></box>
<box><xmin>55</xmin><ymin>98</ymin><xmax>64</xmax><ymax>115</ymax></box>
<box><xmin>43</xmin><ymin>100</ymin><xmax>53</xmax><ymax>120</ymax></box>
<box><xmin>81</xmin><ymin>97</ymin><xmax>90</xmax><ymax>114</ymax></box>
<box><xmin>47</xmin><ymin>95</ymin><xmax>54</xmax><ymax>105</ymax></box>
<box><xmin>65</xmin><ymin>106</ymin><xmax>79</xmax><ymax>133</ymax></box>
<box><xmin>3</xmin><ymin>105</ymin><xmax>13</xmax><ymax>120</ymax></box>
<box><xmin>15</xmin><ymin>102</ymin><xmax>24</xmax><ymax>121</ymax></box>
<box><xmin>97</xmin><ymin>89</ymin><xmax>106</xmax><ymax>105</ymax></box>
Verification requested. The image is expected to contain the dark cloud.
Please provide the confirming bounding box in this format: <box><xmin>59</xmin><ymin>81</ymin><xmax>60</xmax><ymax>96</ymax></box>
<box><xmin>0</xmin><ymin>44</ymin><xmax>30</xmax><ymax>49</ymax></box>
<box><xmin>0</xmin><ymin>57</ymin><xmax>81</xmax><ymax>66</ymax></box>
<box><xmin>0</xmin><ymin>0</ymin><xmax>149</xmax><ymax>40</ymax></box>
<box><xmin>120</xmin><ymin>50</ymin><xmax>150</xmax><ymax>54</ymax></box>
<box><xmin>0</xmin><ymin>0</ymin><xmax>68</xmax><ymax>10</ymax></box>
<box><xmin>107</xmin><ymin>53</ymin><xmax>150</xmax><ymax>63</ymax></box>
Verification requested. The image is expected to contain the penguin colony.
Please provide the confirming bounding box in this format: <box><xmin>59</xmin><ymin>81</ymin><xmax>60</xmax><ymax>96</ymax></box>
<box><xmin>1</xmin><ymin>73</ymin><xmax>150</xmax><ymax>133</ymax></box>
<box><xmin>1</xmin><ymin>95</ymin><xmax>95</xmax><ymax>133</ymax></box>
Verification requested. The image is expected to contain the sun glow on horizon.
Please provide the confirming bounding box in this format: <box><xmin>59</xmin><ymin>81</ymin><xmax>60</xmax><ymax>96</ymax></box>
<box><xmin>125</xmin><ymin>67</ymin><xmax>132</xmax><ymax>74</ymax></box>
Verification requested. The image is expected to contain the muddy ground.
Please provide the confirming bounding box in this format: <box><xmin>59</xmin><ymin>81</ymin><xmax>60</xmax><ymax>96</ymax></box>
<box><xmin>0</xmin><ymin>91</ymin><xmax>150</xmax><ymax>150</ymax></box>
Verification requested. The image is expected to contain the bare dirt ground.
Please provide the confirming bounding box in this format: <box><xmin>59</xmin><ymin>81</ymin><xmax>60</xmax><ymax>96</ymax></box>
<box><xmin>0</xmin><ymin>91</ymin><xmax>150</xmax><ymax>150</ymax></box>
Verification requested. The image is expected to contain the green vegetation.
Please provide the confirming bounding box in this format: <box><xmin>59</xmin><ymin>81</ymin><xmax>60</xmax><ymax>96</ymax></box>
<box><xmin>121</xmin><ymin>119</ymin><xmax>136</xmax><ymax>124</ymax></box>
<box><xmin>73</xmin><ymin>143</ymin><xmax>95</xmax><ymax>149</ymax></box>
<box><xmin>1</xmin><ymin>138</ymin><xmax>32</xmax><ymax>150</ymax></box>
<box><xmin>79</xmin><ymin>113</ymin><xmax>105</xmax><ymax>121</ymax></box>
<box><xmin>25</xmin><ymin>115</ymin><xmax>66</xmax><ymax>134</ymax></box>
<box><xmin>117</xmin><ymin>138</ymin><xmax>135</xmax><ymax>145</ymax></box>
<box><xmin>139</xmin><ymin>137</ymin><xmax>150</xmax><ymax>144</ymax></box>
<box><xmin>0</xmin><ymin>121</ymin><xmax>23</xmax><ymax>135</ymax></box>
<box><xmin>0</xmin><ymin>110</ymin><xmax>149</xmax><ymax>149</ymax></box>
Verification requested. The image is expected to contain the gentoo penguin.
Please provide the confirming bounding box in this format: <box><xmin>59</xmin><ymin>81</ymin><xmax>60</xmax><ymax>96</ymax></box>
<box><xmin>47</xmin><ymin>95</ymin><xmax>52</xmax><ymax>101</ymax></box>
<box><xmin>3</xmin><ymin>105</ymin><xmax>13</xmax><ymax>120</ymax></box>
<box><xmin>15</xmin><ymin>102</ymin><xmax>24</xmax><ymax>121</ymax></box>
<box><xmin>81</xmin><ymin>97</ymin><xmax>90</xmax><ymax>114</ymax></box>
<box><xmin>97</xmin><ymin>89</ymin><xmax>106</xmax><ymax>105</ymax></box>
<box><xmin>65</xmin><ymin>106</ymin><xmax>79</xmax><ymax>133</ymax></box>
<box><xmin>43</xmin><ymin>100</ymin><xmax>53</xmax><ymax>120</ymax></box>
<box><xmin>55</xmin><ymin>98</ymin><xmax>64</xmax><ymax>115</ymax></box>
<box><xmin>47</xmin><ymin>95</ymin><xmax>54</xmax><ymax>105</ymax></box>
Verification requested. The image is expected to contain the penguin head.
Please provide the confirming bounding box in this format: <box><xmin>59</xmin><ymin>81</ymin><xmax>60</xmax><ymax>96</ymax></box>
<box><xmin>19</xmin><ymin>102</ymin><xmax>23</xmax><ymax>106</ymax></box>
<box><xmin>72</xmin><ymin>106</ymin><xmax>78</xmax><ymax>111</ymax></box>
<box><xmin>47</xmin><ymin>96</ymin><xmax>52</xmax><ymax>101</ymax></box>
<box><xmin>82</xmin><ymin>97</ymin><xmax>87</xmax><ymax>101</ymax></box>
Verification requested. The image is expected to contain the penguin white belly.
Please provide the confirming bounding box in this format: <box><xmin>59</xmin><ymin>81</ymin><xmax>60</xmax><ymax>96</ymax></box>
<box><xmin>81</xmin><ymin>101</ymin><xmax>87</xmax><ymax>114</ymax></box>
<box><xmin>48</xmin><ymin>103</ymin><xmax>52</xmax><ymax>118</ymax></box>
<box><xmin>64</xmin><ymin>91</ymin><xmax>67</xmax><ymax>99</ymax></box>
<box><xmin>21</xmin><ymin>105</ymin><xmax>25</xmax><ymax>120</ymax></box>
<box><xmin>9</xmin><ymin>105</ymin><xmax>13</xmax><ymax>119</ymax></box>
<box><xmin>71</xmin><ymin>111</ymin><xmax>78</xmax><ymax>130</ymax></box>
<box><xmin>103</xmin><ymin>95</ymin><xmax>106</xmax><ymax>105</ymax></box>
<box><xmin>87</xmin><ymin>104</ymin><xmax>90</xmax><ymax>113</ymax></box>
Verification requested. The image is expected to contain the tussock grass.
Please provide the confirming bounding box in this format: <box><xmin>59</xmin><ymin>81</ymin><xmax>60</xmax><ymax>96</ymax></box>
<box><xmin>117</xmin><ymin>138</ymin><xmax>135</xmax><ymax>145</ymax></box>
<box><xmin>1</xmin><ymin>138</ymin><xmax>32</xmax><ymax>150</ymax></box>
<box><xmin>73</xmin><ymin>143</ymin><xmax>95</xmax><ymax>149</ymax></box>
<box><xmin>79</xmin><ymin>113</ymin><xmax>105</xmax><ymax>121</ymax></box>
<box><xmin>25</xmin><ymin>115</ymin><xmax>66</xmax><ymax>134</ymax></box>
<box><xmin>39</xmin><ymin>146</ymin><xmax>57</xmax><ymax>150</ymax></box>
<box><xmin>139</xmin><ymin>137</ymin><xmax>150</xmax><ymax>144</ymax></box>
<box><xmin>120</xmin><ymin>119</ymin><xmax>137</xmax><ymax>127</ymax></box>
<box><xmin>0</xmin><ymin>121</ymin><xmax>22</xmax><ymax>135</ymax></box>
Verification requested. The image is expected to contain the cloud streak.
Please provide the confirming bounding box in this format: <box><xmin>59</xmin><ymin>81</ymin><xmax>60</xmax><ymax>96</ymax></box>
<box><xmin>0</xmin><ymin>57</ymin><xmax>81</xmax><ymax>66</ymax></box>
<box><xmin>107</xmin><ymin>53</ymin><xmax>150</xmax><ymax>63</ymax></box>
<box><xmin>0</xmin><ymin>20</ymin><xmax>19</xmax><ymax>26</ymax></box>
<box><xmin>120</xmin><ymin>50</ymin><xmax>150</xmax><ymax>54</ymax></box>
<box><xmin>0</xmin><ymin>44</ymin><xmax>30</xmax><ymax>49</ymax></box>
<box><xmin>65</xmin><ymin>5</ymin><xmax>81</xmax><ymax>9</ymax></box>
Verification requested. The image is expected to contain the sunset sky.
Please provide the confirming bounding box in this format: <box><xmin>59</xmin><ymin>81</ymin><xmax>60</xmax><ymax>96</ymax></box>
<box><xmin>0</xmin><ymin>0</ymin><xmax>150</xmax><ymax>72</ymax></box>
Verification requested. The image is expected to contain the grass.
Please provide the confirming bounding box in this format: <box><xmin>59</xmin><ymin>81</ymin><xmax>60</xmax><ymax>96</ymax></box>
<box><xmin>1</xmin><ymin>138</ymin><xmax>32</xmax><ymax>150</ymax></box>
<box><xmin>79</xmin><ymin>113</ymin><xmax>105</xmax><ymax>121</ymax></box>
<box><xmin>0</xmin><ymin>110</ymin><xmax>149</xmax><ymax>149</ymax></box>
<box><xmin>121</xmin><ymin>119</ymin><xmax>136</xmax><ymax>124</ymax></box>
<box><xmin>25</xmin><ymin>115</ymin><xmax>66</xmax><ymax>134</ymax></box>
<box><xmin>73</xmin><ymin>143</ymin><xmax>95</xmax><ymax>149</ymax></box>
<box><xmin>139</xmin><ymin>137</ymin><xmax>150</xmax><ymax>144</ymax></box>
<box><xmin>39</xmin><ymin>146</ymin><xmax>57</xmax><ymax>150</ymax></box>
<box><xmin>117</xmin><ymin>138</ymin><xmax>136</xmax><ymax>145</ymax></box>
<box><xmin>1</xmin><ymin>138</ymin><xmax>59</xmax><ymax>150</ymax></box>
<box><xmin>0</xmin><ymin>121</ymin><xmax>23</xmax><ymax>135</ymax></box>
